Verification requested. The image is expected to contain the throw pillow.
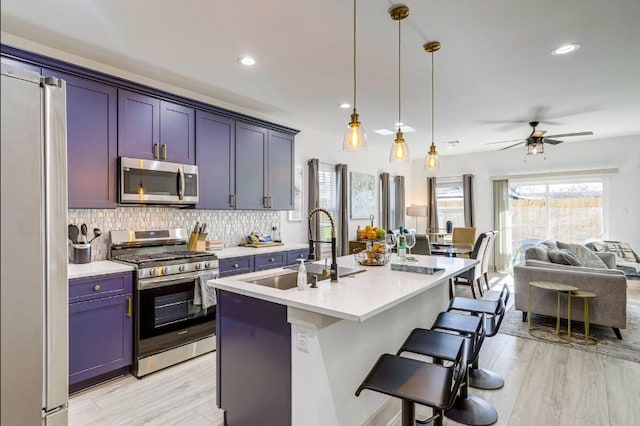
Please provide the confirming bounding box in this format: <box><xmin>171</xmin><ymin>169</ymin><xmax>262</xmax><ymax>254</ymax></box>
<box><xmin>547</xmin><ymin>248</ymin><xmax>584</xmax><ymax>266</ymax></box>
<box><xmin>525</xmin><ymin>245</ymin><xmax>551</xmax><ymax>262</ymax></box>
<box><xmin>616</xmin><ymin>242</ymin><xmax>639</xmax><ymax>262</ymax></box>
<box><xmin>556</xmin><ymin>241</ymin><xmax>607</xmax><ymax>269</ymax></box>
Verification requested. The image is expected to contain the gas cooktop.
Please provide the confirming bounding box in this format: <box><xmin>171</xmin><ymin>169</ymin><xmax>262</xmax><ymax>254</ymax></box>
<box><xmin>113</xmin><ymin>250</ymin><xmax>215</xmax><ymax>265</ymax></box>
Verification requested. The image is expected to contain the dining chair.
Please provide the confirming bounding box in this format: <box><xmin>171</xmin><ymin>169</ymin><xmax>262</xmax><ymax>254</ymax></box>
<box><xmin>454</xmin><ymin>232</ymin><xmax>490</xmax><ymax>298</ymax></box>
<box><xmin>480</xmin><ymin>231</ymin><xmax>498</xmax><ymax>292</ymax></box>
<box><xmin>452</xmin><ymin>227</ymin><xmax>476</xmax><ymax>259</ymax></box>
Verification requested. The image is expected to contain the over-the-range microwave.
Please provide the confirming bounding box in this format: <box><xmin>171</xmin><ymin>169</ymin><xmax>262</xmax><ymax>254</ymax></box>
<box><xmin>119</xmin><ymin>157</ymin><xmax>199</xmax><ymax>206</ymax></box>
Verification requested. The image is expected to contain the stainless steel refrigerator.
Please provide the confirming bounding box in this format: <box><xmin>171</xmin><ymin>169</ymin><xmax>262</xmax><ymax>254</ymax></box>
<box><xmin>1</xmin><ymin>63</ymin><xmax>69</xmax><ymax>424</ymax></box>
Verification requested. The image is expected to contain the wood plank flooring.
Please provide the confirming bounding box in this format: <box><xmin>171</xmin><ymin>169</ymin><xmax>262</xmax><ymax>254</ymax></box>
<box><xmin>69</xmin><ymin>333</ymin><xmax>640</xmax><ymax>426</ymax></box>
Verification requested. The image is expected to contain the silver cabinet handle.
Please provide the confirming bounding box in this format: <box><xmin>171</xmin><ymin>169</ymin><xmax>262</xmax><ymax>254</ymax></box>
<box><xmin>230</xmin><ymin>194</ymin><xmax>236</xmax><ymax>208</ymax></box>
<box><xmin>93</xmin><ymin>285</ymin><xmax>101</xmax><ymax>291</ymax></box>
<box><xmin>162</xmin><ymin>144</ymin><xmax>167</xmax><ymax>160</ymax></box>
<box><xmin>126</xmin><ymin>297</ymin><xmax>132</xmax><ymax>318</ymax></box>
<box><xmin>154</xmin><ymin>143</ymin><xmax>160</xmax><ymax>159</ymax></box>
<box><xmin>269</xmin><ymin>258</ymin><xmax>274</xmax><ymax>262</ymax></box>
<box><xmin>233</xmin><ymin>263</ymin><xmax>239</xmax><ymax>268</ymax></box>
<box><xmin>264</xmin><ymin>196</ymin><xmax>269</xmax><ymax>208</ymax></box>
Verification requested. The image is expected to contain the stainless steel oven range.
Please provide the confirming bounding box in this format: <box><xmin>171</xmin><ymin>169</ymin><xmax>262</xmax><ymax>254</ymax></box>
<box><xmin>109</xmin><ymin>229</ymin><xmax>219</xmax><ymax>377</ymax></box>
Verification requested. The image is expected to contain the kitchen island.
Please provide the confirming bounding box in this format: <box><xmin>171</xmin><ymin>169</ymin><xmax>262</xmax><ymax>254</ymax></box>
<box><xmin>210</xmin><ymin>254</ymin><xmax>478</xmax><ymax>426</ymax></box>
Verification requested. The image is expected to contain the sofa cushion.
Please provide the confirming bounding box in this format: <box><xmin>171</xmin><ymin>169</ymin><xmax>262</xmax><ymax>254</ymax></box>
<box><xmin>524</xmin><ymin>259</ymin><xmax>625</xmax><ymax>276</ymax></box>
<box><xmin>525</xmin><ymin>245</ymin><xmax>551</xmax><ymax>262</ymax></box>
<box><xmin>556</xmin><ymin>241</ymin><xmax>607</xmax><ymax>269</ymax></box>
<box><xmin>548</xmin><ymin>248</ymin><xmax>583</xmax><ymax>266</ymax></box>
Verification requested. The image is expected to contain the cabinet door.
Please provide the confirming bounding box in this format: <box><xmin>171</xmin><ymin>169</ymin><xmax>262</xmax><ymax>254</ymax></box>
<box><xmin>69</xmin><ymin>293</ymin><xmax>132</xmax><ymax>385</ymax></box>
<box><xmin>286</xmin><ymin>249</ymin><xmax>309</xmax><ymax>266</ymax></box>
<box><xmin>254</xmin><ymin>252</ymin><xmax>287</xmax><ymax>271</ymax></box>
<box><xmin>219</xmin><ymin>256</ymin><xmax>254</xmax><ymax>277</ymax></box>
<box><xmin>235</xmin><ymin>121</ymin><xmax>267</xmax><ymax>209</ymax></box>
<box><xmin>160</xmin><ymin>100</ymin><xmax>195</xmax><ymax>164</ymax></box>
<box><xmin>118</xmin><ymin>89</ymin><xmax>160</xmax><ymax>160</ymax></box>
<box><xmin>44</xmin><ymin>69</ymin><xmax>117</xmax><ymax>208</ymax></box>
<box><xmin>196</xmin><ymin>111</ymin><xmax>235</xmax><ymax>209</ymax></box>
<box><xmin>267</xmin><ymin>130</ymin><xmax>295</xmax><ymax>210</ymax></box>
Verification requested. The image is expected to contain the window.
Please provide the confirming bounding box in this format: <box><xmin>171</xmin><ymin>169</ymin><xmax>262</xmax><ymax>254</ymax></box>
<box><xmin>318</xmin><ymin>163</ymin><xmax>338</xmax><ymax>258</ymax></box>
<box><xmin>509</xmin><ymin>178</ymin><xmax>605</xmax><ymax>254</ymax></box>
<box><xmin>436</xmin><ymin>178</ymin><xmax>464</xmax><ymax>229</ymax></box>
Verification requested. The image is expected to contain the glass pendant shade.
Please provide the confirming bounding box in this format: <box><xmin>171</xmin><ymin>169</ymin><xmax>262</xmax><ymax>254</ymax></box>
<box><xmin>343</xmin><ymin>111</ymin><xmax>368</xmax><ymax>151</ymax></box>
<box><xmin>425</xmin><ymin>142</ymin><xmax>441</xmax><ymax>171</ymax></box>
<box><xmin>389</xmin><ymin>130</ymin><xmax>410</xmax><ymax>163</ymax></box>
<box><xmin>527</xmin><ymin>140</ymin><xmax>544</xmax><ymax>155</ymax></box>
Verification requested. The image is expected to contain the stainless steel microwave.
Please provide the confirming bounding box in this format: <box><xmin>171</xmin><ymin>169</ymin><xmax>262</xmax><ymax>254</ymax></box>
<box><xmin>119</xmin><ymin>157</ymin><xmax>199</xmax><ymax>205</ymax></box>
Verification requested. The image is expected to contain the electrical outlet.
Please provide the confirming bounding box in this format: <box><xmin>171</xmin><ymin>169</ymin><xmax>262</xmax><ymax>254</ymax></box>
<box><xmin>296</xmin><ymin>330</ymin><xmax>308</xmax><ymax>352</ymax></box>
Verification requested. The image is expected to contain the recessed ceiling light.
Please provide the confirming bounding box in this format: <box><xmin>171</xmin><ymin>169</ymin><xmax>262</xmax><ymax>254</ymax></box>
<box><xmin>551</xmin><ymin>43</ymin><xmax>580</xmax><ymax>56</ymax></box>
<box><xmin>374</xmin><ymin>129</ymin><xmax>394</xmax><ymax>136</ymax></box>
<box><xmin>445</xmin><ymin>140</ymin><xmax>460</xmax><ymax>149</ymax></box>
<box><xmin>339</xmin><ymin>103</ymin><xmax>351</xmax><ymax>109</ymax></box>
<box><xmin>238</xmin><ymin>56</ymin><xmax>256</xmax><ymax>66</ymax></box>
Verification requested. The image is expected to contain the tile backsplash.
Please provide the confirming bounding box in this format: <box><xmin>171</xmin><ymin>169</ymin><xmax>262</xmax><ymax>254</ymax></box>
<box><xmin>68</xmin><ymin>207</ymin><xmax>281</xmax><ymax>260</ymax></box>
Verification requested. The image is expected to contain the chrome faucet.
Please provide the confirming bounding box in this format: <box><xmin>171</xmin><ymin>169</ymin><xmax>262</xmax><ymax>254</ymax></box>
<box><xmin>307</xmin><ymin>207</ymin><xmax>338</xmax><ymax>282</ymax></box>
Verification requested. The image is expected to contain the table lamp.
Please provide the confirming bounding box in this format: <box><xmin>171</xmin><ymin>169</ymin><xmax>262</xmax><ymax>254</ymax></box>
<box><xmin>406</xmin><ymin>205</ymin><xmax>428</xmax><ymax>233</ymax></box>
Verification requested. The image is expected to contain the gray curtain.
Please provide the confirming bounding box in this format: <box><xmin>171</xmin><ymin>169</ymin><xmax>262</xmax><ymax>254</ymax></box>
<box><xmin>463</xmin><ymin>174</ymin><xmax>476</xmax><ymax>228</ymax></box>
<box><xmin>336</xmin><ymin>164</ymin><xmax>348</xmax><ymax>256</ymax></box>
<box><xmin>493</xmin><ymin>179</ymin><xmax>510</xmax><ymax>272</ymax></box>
<box><xmin>307</xmin><ymin>158</ymin><xmax>321</xmax><ymax>259</ymax></box>
<box><xmin>426</xmin><ymin>177</ymin><xmax>439</xmax><ymax>232</ymax></box>
<box><xmin>394</xmin><ymin>176</ymin><xmax>405</xmax><ymax>230</ymax></box>
<box><xmin>380</xmin><ymin>173</ymin><xmax>391</xmax><ymax>231</ymax></box>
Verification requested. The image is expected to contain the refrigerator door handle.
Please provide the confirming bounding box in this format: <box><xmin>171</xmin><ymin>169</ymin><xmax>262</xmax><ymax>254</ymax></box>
<box><xmin>42</xmin><ymin>76</ymin><xmax>69</xmax><ymax>413</ymax></box>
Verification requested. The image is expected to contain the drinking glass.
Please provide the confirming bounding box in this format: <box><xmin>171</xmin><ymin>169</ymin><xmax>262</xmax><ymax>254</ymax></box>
<box><xmin>384</xmin><ymin>233</ymin><xmax>396</xmax><ymax>252</ymax></box>
<box><xmin>405</xmin><ymin>234</ymin><xmax>416</xmax><ymax>255</ymax></box>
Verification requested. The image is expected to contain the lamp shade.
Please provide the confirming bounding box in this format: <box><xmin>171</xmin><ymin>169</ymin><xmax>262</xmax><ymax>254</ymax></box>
<box><xmin>406</xmin><ymin>205</ymin><xmax>428</xmax><ymax>217</ymax></box>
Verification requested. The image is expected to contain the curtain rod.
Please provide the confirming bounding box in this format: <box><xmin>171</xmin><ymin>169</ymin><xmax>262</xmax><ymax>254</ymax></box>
<box><xmin>490</xmin><ymin>168</ymin><xmax>618</xmax><ymax>181</ymax></box>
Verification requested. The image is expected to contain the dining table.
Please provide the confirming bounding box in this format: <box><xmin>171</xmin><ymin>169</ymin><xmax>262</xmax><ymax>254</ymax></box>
<box><xmin>430</xmin><ymin>245</ymin><xmax>472</xmax><ymax>257</ymax></box>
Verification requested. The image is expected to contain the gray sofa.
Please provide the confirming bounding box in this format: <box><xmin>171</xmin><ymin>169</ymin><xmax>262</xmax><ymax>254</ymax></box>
<box><xmin>514</xmin><ymin>241</ymin><xmax>627</xmax><ymax>338</ymax></box>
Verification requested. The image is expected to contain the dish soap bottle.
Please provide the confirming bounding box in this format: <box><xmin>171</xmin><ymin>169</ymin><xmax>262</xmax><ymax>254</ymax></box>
<box><xmin>297</xmin><ymin>259</ymin><xmax>307</xmax><ymax>290</ymax></box>
<box><xmin>397</xmin><ymin>226</ymin><xmax>406</xmax><ymax>260</ymax></box>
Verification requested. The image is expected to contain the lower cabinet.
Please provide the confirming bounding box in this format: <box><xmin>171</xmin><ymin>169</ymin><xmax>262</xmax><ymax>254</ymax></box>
<box><xmin>219</xmin><ymin>249</ymin><xmax>310</xmax><ymax>277</ymax></box>
<box><xmin>68</xmin><ymin>272</ymin><xmax>133</xmax><ymax>391</ymax></box>
<box><xmin>219</xmin><ymin>256</ymin><xmax>255</xmax><ymax>278</ymax></box>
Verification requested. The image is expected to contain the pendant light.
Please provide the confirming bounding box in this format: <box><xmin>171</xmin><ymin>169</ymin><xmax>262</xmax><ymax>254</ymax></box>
<box><xmin>388</xmin><ymin>4</ymin><xmax>410</xmax><ymax>163</ymax></box>
<box><xmin>424</xmin><ymin>41</ymin><xmax>442</xmax><ymax>171</ymax></box>
<box><xmin>343</xmin><ymin>0</ymin><xmax>368</xmax><ymax>151</ymax></box>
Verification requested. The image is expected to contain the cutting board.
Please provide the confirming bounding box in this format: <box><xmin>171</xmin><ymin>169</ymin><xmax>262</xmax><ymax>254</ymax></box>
<box><xmin>240</xmin><ymin>242</ymin><xmax>285</xmax><ymax>248</ymax></box>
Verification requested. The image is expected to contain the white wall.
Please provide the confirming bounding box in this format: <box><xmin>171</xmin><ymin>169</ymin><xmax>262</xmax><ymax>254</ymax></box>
<box><xmin>410</xmin><ymin>135</ymin><xmax>640</xmax><ymax>251</ymax></box>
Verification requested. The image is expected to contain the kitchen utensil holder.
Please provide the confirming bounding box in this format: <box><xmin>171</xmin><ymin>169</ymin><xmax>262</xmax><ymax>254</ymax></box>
<box><xmin>70</xmin><ymin>243</ymin><xmax>91</xmax><ymax>264</ymax></box>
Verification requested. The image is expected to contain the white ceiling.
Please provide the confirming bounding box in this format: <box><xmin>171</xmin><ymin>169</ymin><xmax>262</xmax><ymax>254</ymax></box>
<box><xmin>2</xmin><ymin>0</ymin><xmax>640</xmax><ymax>157</ymax></box>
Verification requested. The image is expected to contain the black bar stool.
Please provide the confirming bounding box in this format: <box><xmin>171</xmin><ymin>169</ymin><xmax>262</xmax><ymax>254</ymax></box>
<box><xmin>431</xmin><ymin>311</ymin><xmax>498</xmax><ymax>426</ymax></box>
<box><xmin>356</xmin><ymin>337</ymin><xmax>467</xmax><ymax>426</ymax></box>
<box><xmin>448</xmin><ymin>284</ymin><xmax>510</xmax><ymax>390</ymax></box>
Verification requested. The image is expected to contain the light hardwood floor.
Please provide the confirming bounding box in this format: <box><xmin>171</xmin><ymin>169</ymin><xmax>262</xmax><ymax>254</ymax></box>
<box><xmin>69</xmin><ymin>333</ymin><xmax>640</xmax><ymax>426</ymax></box>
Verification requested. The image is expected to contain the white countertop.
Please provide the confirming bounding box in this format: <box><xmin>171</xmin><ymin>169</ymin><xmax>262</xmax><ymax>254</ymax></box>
<box><xmin>210</xmin><ymin>254</ymin><xmax>478</xmax><ymax>322</ymax></box>
<box><xmin>214</xmin><ymin>243</ymin><xmax>308</xmax><ymax>259</ymax></box>
<box><xmin>68</xmin><ymin>260</ymin><xmax>135</xmax><ymax>280</ymax></box>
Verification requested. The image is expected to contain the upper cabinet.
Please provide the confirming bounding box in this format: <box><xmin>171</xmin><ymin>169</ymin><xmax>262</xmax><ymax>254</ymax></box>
<box><xmin>1</xmin><ymin>56</ymin><xmax>41</xmax><ymax>74</ymax></box>
<box><xmin>267</xmin><ymin>130</ymin><xmax>294</xmax><ymax>210</ymax></box>
<box><xmin>118</xmin><ymin>90</ymin><xmax>195</xmax><ymax>164</ymax></box>
<box><xmin>43</xmin><ymin>69</ymin><xmax>118</xmax><ymax>208</ymax></box>
<box><xmin>196</xmin><ymin>111</ymin><xmax>235</xmax><ymax>209</ymax></box>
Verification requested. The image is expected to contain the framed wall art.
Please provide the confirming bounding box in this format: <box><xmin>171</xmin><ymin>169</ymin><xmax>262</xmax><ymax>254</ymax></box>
<box><xmin>350</xmin><ymin>172</ymin><xmax>375</xmax><ymax>219</ymax></box>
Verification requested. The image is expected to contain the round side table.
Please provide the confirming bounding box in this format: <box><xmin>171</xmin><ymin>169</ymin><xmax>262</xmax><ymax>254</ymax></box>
<box><xmin>528</xmin><ymin>281</ymin><xmax>579</xmax><ymax>343</ymax></box>
<box><xmin>567</xmin><ymin>290</ymin><xmax>598</xmax><ymax>345</ymax></box>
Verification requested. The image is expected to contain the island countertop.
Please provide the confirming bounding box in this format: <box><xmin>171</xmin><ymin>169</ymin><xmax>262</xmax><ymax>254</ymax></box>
<box><xmin>210</xmin><ymin>254</ymin><xmax>478</xmax><ymax>322</ymax></box>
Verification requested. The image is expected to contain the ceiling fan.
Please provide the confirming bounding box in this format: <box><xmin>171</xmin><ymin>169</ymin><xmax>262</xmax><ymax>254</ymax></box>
<box><xmin>485</xmin><ymin>121</ymin><xmax>593</xmax><ymax>153</ymax></box>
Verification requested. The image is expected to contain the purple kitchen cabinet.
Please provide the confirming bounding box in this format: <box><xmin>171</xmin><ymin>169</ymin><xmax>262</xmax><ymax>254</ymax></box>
<box><xmin>195</xmin><ymin>111</ymin><xmax>235</xmax><ymax>209</ymax></box>
<box><xmin>160</xmin><ymin>100</ymin><xmax>195</xmax><ymax>164</ymax></box>
<box><xmin>267</xmin><ymin>130</ymin><xmax>295</xmax><ymax>210</ymax></box>
<box><xmin>235</xmin><ymin>121</ymin><xmax>268</xmax><ymax>209</ymax></box>
<box><xmin>43</xmin><ymin>69</ymin><xmax>118</xmax><ymax>208</ymax></box>
<box><xmin>118</xmin><ymin>89</ymin><xmax>195</xmax><ymax>164</ymax></box>
<box><xmin>118</xmin><ymin>89</ymin><xmax>160</xmax><ymax>161</ymax></box>
<box><xmin>68</xmin><ymin>273</ymin><xmax>133</xmax><ymax>391</ymax></box>
<box><xmin>216</xmin><ymin>290</ymin><xmax>291</xmax><ymax>425</ymax></box>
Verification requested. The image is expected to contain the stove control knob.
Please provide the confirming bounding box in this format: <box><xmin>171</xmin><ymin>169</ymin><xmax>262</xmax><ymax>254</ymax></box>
<box><xmin>161</xmin><ymin>267</ymin><xmax>168</xmax><ymax>275</ymax></box>
<box><xmin>179</xmin><ymin>265</ymin><xmax>186</xmax><ymax>273</ymax></box>
<box><xmin>149</xmin><ymin>269</ymin><xmax>157</xmax><ymax>277</ymax></box>
<box><xmin>138</xmin><ymin>270</ymin><xmax>145</xmax><ymax>279</ymax></box>
<box><xmin>204</xmin><ymin>262</ymin><xmax>211</xmax><ymax>269</ymax></box>
<box><xmin>195</xmin><ymin>263</ymin><xmax>203</xmax><ymax>270</ymax></box>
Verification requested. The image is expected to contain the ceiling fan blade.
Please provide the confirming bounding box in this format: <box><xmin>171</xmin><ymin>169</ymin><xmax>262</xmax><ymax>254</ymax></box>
<box><xmin>485</xmin><ymin>138</ymin><xmax>525</xmax><ymax>145</ymax></box>
<box><xmin>544</xmin><ymin>139</ymin><xmax>563</xmax><ymax>145</ymax></box>
<box><xmin>544</xmin><ymin>131</ymin><xmax>593</xmax><ymax>138</ymax></box>
<box><xmin>500</xmin><ymin>141</ymin><xmax>526</xmax><ymax>151</ymax></box>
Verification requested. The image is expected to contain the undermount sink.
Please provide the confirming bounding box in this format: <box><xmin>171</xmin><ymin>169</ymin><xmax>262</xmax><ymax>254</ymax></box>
<box><xmin>241</xmin><ymin>271</ymin><xmax>328</xmax><ymax>290</ymax></box>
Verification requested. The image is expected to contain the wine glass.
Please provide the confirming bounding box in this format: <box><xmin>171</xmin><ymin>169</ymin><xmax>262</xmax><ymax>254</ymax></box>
<box><xmin>384</xmin><ymin>233</ymin><xmax>396</xmax><ymax>252</ymax></box>
<box><xmin>405</xmin><ymin>234</ymin><xmax>416</xmax><ymax>256</ymax></box>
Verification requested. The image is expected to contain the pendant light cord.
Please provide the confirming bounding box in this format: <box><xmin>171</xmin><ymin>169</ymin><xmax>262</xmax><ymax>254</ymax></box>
<box><xmin>353</xmin><ymin>0</ymin><xmax>357</xmax><ymax>111</ymax></box>
<box><xmin>431</xmin><ymin>51</ymin><xmax>434</xmax><ymax>144</ymax></box>
<box><xmin>398</xmin><ymin>18</ymin><xmax>402</xmax><ymax>127</ymax></box>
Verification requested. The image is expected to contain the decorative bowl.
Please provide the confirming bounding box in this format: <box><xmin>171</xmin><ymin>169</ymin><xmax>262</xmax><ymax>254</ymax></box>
<box><xmin>354</xmin><ymin>248</ymin><xmax>390</xmax><ymax>266</ymax></box>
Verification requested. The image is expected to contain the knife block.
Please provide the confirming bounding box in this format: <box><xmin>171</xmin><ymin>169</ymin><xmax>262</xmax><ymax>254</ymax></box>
<box><xmin>187</xmin><ymin>232</ymin><xmax>208</xmax><ymax>251</ymax></box>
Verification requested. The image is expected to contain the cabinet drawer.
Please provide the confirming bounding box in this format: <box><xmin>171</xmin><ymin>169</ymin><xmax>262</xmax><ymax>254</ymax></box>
<box><xmin>219</xmin><ymin>256</ymin><xmax>255</xmax><ymax>277</ymax></box>
<box><xmin>254</xmin><ymin>252</ymin><xmax>287</xmax><ymax>271</ymax></box>
<box><xmin>69</xmin><ymin>272</ymin><xmax>133</xmax><ymax>303</ymax></box>
<box><xmin>286</xmin><ymin>249</ymin><xmax>309</xmax><ymax>266</ymax></box>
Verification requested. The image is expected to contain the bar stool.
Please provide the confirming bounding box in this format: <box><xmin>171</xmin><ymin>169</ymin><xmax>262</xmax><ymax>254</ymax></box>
<box><xmin>431</xmin><ymin>312</ymin><xmax>498</xmax><ymax>426</ymax></box>
<box><xmin>356</xmin><ymin>337</ymin><xmax>467</xmax><ymax>426</ymax></box>
<box><xmin>448</xmin><ymin>284</ymin><xmax>510</xmax><ymax>390</ymax></box>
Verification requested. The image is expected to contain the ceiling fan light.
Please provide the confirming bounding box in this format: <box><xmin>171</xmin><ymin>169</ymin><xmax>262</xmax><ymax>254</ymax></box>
<box><xmin>389</xmin><ymin>130</ymin><xmax>410</xmax><ymax>163</ymax></box>
<box><xmin>527</xmin><ymin>141</ymin><xmax>544</xmax><ymax>155</ymax></box>
<box><xmin>343</xmin><ymin>110</ymin><xmax>368</xmax><ymax>151</ymax></box>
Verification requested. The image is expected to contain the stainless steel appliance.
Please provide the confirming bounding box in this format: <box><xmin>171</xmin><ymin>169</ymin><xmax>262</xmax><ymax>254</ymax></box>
<box><xmin>1</xmin><ymin>64</ymin><xmax>69</xmax><ymax>425</ymax></box>
<box><xmin>119</xmin><ymin>157</ymin><xmax>199</xmax><ymax>205</ymax></box>
<box><xmin>109</xmin><ymin>229</ymin><xmax>218</xmax><ymax>377</ymax></box>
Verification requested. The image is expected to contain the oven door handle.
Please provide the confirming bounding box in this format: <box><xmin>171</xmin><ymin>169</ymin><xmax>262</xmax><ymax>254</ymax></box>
<box><xmin>138</xmin><ymin>272</ymin><xmax>218</xmax><ymax>290</ymax></box>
